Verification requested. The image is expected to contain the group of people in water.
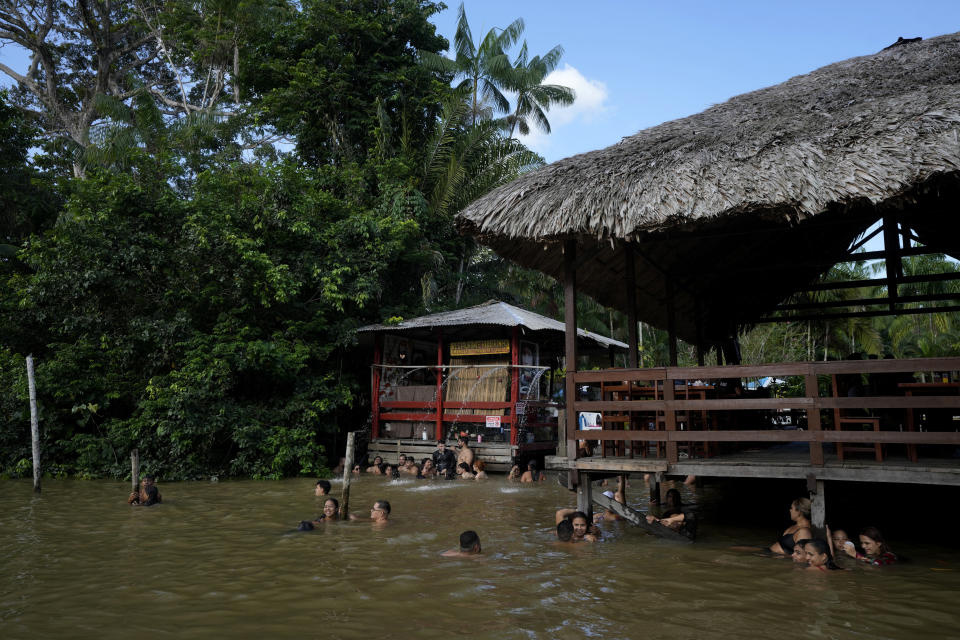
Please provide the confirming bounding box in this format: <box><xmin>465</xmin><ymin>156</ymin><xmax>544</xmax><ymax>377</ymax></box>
<box><xmin>772</xmin><ymin>497</ymin><xmax>897</xmax><ymax>570</ymax></box>
<box><xmin>351</xmin><ymin>438</ymin><xmax>493</xmax><ymax>481</ymax></box>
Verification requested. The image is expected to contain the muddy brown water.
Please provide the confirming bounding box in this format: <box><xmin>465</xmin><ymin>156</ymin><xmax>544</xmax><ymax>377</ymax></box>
<box><xmin>1</xmin><ymin>476</ymin><xmax>958</xmax><ymax>639</ymax></box>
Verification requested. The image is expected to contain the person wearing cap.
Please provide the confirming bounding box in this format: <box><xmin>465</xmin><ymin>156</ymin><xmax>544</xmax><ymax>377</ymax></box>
<box><xmin>442</xmin><ymin>530</ymin><xmax>482</xmax><ymax>556</ymax></box>
<box><xmin>432</xmin><ymin>441</ymin><xmax>457</xmax><ymax>478</ymax></box>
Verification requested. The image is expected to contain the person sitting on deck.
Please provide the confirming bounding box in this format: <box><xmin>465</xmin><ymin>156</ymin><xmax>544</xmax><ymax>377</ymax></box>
<box><xmin>457</xmin><ymin>437</ymin><xmax>475</xmax><ymax>468</ymax></box>
<box><xmin>367</xmin><ymin>456</ymin><xmax>384</xmax><ymax>474</ymax></box>
<box><xmin>555</xmin><ymin>509</ymin><xmax>598</xmax><ymax>542</ymax></box>
<box><xmin>645</xmin><ymin>488</ymin><xmax>697</xmax><ymax>540</ymax></box>
<box><xmin>128</xmin><ymin>475</ymin><xmax>162</xmax><ymax>506</ymax></box>
<box><xmin>842</xmin><ymin>526</ymin><xmax>897</xmax><ymax>566</ymax></box>
<box><xmin>473</xmin><ymin>460</ymin><xmax>488</xmax><ymax>480</ymax></box>
<box><xmin>805</xmin><ymin>539</ymin><xmax>841</xmax><ymax>571</ymax></box>
<box><xmin>520</xmin><ymin>460</ymin><xmax>544</xmax><ymax>483</ymax></box>
<box><xmin>457</xmin><ymin>462</ymin><xmax>475</xmax><ymax>480</ymax></box>
<box><xmin>314</xmin><ymin>480</ymin><xmax>331</xmax><ymax>496</ymax></box>
<box><xmin>770</xmin><ymin>497</ymin><xmax>813</xmax><ymax>555</ymax></box>
<box><xmin>432</xmin><ymin>441</ymin><xmax>457</xmax><ymax>477</ymax></box>
<box><xmin>442</xmin><ymin>530</ymin><xmax>482</xmax><ymax>557</ymax></box>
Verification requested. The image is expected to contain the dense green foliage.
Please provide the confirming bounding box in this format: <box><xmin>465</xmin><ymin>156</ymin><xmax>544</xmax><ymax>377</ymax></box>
<box><xmin>0</xmin><ymin>1</ymin><xmax>572</xmax><ymax>480</ymax></box>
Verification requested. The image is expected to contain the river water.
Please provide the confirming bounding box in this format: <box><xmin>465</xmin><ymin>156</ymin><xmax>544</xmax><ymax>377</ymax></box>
<box><xmin>1</xmin><ymin>476</ymin><xmax>958</xmax><ymax>639</ymax></box>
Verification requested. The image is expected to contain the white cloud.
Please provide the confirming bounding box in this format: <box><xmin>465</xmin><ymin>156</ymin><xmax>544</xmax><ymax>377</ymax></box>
<box><xmin>516</xmin><ymin>64</ymin><xmax>609</xmax><ymax>155</ymax></box>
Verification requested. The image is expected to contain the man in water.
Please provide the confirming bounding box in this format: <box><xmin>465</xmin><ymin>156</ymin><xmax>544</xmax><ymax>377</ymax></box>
<box><xmin>442</xmin><ymin>530</ymin><xmax>482</xmax><ymax>556</ymax></box>
<box><xmin>432</xmin><ymin>441</ymin><xmax>456</xmax><ymax>477</ymax></box>
<box><xmin>128</xmin><ymin>475</ymin><xmax>162</xmax><ymax>506</ymax></box>
<box><xmin>314</xmin><ymin>479</ymin><xmax>331</xmax><ymax>496</ymax></box>
<box><xmin>370</xmin><ymin>500</ymin><xmax>391</xmax><ymax>524</ymax></box>
<box><xmin>456</xmin><ymin>436</ymin><xmax>474</xmax><ymax>468</ymax></box>
<box><xmin>556</xmin><ymin>519</ymin><xmax>575</xmax><ymax>543</ymax></box>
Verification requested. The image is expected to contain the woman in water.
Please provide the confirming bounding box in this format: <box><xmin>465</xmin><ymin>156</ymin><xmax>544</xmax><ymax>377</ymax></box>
<box><xmin>770</xmin><ymin>497</ymin><xmax>813</xmax><ymax>555</ymax></box>
<box><xmin>843</xmin><ymin>526</ymin><xmax>897</xmax><ymax>566</ymax></box>
<box><xmin>473</xmin><ymin>459</ymin><xmax>488</xmax><ymax>480</ymax></box>
<box><xmin>366</xmin><ymin>456</ymin><xmax>384</xmax><ymax>474</ymax></box>
<box><xmin>315</xmin><ymin>497</ymin><xmax>340</xmax><ymax>522</ymax></box>
<box><xmin>804</xmin><ymin>539</ymin><xmax>841</xmax><ymax>571</ymax></box>
<box><xmin>646</xmin><ymin>488</ymin><xmax>697</xmax><ymax>540</ymax></box>
<box><xmin>791</xmin><ymin>538</ymin><xmax>812</xmax><ymax>565</ymax></box>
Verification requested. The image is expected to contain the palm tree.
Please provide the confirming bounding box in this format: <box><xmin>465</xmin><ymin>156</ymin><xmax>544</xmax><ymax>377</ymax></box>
<box><xmin>421</xmin><ymin>4</ymin><xmax>524</xmax><ymax>126</ymax></box>
<box><xmin>505</xmin><ymin>42</ymin><xmax>575</xmax><ymax>139</ymax></box>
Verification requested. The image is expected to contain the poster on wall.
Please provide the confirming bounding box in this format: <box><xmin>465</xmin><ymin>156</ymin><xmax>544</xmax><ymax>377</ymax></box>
<box><xmin>518</xmin><ymin>341</ymin><xmax>540</xmax><ymax>400</ymax></box>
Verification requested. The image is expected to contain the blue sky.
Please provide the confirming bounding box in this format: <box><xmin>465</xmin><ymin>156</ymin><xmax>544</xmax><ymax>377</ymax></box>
<box><xmin>430</xmin><ymin>0</ymin><xmax>960</xmax><ymax>162</ymax></box>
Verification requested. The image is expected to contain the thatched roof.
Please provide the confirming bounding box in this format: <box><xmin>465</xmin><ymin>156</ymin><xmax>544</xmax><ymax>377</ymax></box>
<box><xmin>458</xmin><ymin>33</ymin><xmax>960</xmax><ymax>343</ymax></box>
<box><xmin>357</xmin><ymin>300</ymin><xmax>627</xmax><ymax>353</ymax></box>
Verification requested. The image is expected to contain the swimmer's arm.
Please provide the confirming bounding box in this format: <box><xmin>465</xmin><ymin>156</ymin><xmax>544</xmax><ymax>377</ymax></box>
<box><xmin>556</xmin><ymin>508</ymin><xmax>576</xmax><ymax>525</ymax></box>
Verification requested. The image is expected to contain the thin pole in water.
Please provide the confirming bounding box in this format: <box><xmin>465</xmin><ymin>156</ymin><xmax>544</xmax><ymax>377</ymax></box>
<box><xmin>26</xmin><ymin>354</ymin><xmax>40</xmax><ymax>493</ymax></box>
<box><xmin>340</xmin><ymin>431</ymin><xmax>356</xmax><ymax>519</ymax></box>
<box><xmin>131</xmin><ymin>449</ymin><xmax>139</xmax><ymax>494</ymax></box>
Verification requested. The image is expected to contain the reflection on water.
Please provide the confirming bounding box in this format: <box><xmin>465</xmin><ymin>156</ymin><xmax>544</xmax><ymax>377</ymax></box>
<box><xmin>1</xmin><ymin>476</ymin><xmax>958</xmax><ymax>639</ymax></box>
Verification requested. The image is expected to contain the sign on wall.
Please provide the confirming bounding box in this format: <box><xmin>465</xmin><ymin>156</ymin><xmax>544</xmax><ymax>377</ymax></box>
<box><xmin>450</xmin><ymin>339</ymin><xmax>510</xmax><ymax>356</ymax></box>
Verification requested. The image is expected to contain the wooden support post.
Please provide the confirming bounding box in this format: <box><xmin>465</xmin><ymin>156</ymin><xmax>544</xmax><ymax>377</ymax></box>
<box><xmin>804</xmin><ymin>372</ymin><xmax>824</xmax><ymax>466</ymax></box>
<box><xmin>131</xmin><ymin>449</ymin><xmax>139</xmax><ymax>494</ymax></box>
<box><xmin>695</xmin><ymin>301</ymin><xmax>705</xmax><ymax>366</ymax></box>
<box><xmin>510</xmin><ymin>326</ymin><xmax>520</xmax><ymax>447</ymax></box>
<box><xmin>577</xmin><ymin>472</ymin><xmax>592</xmax><ymax>520</ymax></box>
<box><xmin>372</xmin><ymin>335</ymin><xmax>383</xmax><ymax>439</ymax></box>
<box><xmin>564</xmin><ymin>239</ymin><xmax>578</xmax><ymax>460</ymax></box>
<box><xmin>648</xmin><ymin>471</ymin><xmax>662</xmax><ymax>505</ymax></box>
<box><xmin>435</xmin><ymin>329</ymin><xmax>444</xmax><ymax>442</ymax></box>
<box><xmin>666</xmin><ymin>283</ymin><xmax>678</xmax><ymax>367</ymax></box>
<box><xmin>626</xmin><ymin>246</ymin><xmax>638</xmax><ymax>369</ymax></box>
<box><xmin>809</xmin><ymin>476</ymin><xmax>826</xmax><ymax>538</ymax></box>
<box><xmin>340</xmin><ymin>431</ymin><xmax>356</xmax><ymax>519</ymax></box>
<box><xmin>882</xmin><ymin>214</ymin><xmax>902</xmax><ymax>313</ymax></box>
<box><xmin>26</xmin><ymin>355</ymin><xmax>40</xmax><ymax>493</ymax></box>
<box><xmin>664</xmin><ymin>380</ymin><xmax>678</xmax><ymax>463</ymax></box>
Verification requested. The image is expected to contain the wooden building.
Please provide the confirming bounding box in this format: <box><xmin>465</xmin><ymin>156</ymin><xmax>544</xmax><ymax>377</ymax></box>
<box><xmin>458</xmin><ymin>33</ymin><xmax>960</xmax><ymax>524</ymax></box>
<box><xmin>358</xmin><ymin>300</ymin><xmax>626</xmax><ymax>470</ymax></box>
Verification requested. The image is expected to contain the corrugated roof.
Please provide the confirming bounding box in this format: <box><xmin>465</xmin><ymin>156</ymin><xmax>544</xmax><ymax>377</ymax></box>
<box><xmin>357</xmin><ymin>300</ymin><xmax>627</xmax><ymax>351</ymax></box>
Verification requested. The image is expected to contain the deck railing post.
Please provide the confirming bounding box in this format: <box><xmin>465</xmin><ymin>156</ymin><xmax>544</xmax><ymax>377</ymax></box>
<box><xmin>372</xmin><ymin>335</ymin><xmax>382</xmax><ymax>439</ymax></box>
<box><xmin>435</xmin><ymin>329</ymin><xmax>444</xmax><ymax>442</ymax></box>
<box><xmin>805</xmin><ymin>370</ymin><xmax>824</xmax><ymax>466</ymax></box>
<box><xmin>664</xmin><ymin>376</ymin><xmax>678</xmax><ymax>463</ymax></box>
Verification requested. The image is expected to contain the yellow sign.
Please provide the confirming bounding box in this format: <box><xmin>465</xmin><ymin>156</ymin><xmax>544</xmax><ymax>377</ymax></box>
<box><xmin>450</xmin><ymin>339</ymin><xmax>510</xmax><ymax>356</ymax></box>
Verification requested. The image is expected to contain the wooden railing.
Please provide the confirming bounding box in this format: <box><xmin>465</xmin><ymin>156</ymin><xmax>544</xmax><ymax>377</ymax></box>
<box><xmin>568</xmin><ymin>357</ymin><xmax>960</xmax><ymax>466</ymax></box>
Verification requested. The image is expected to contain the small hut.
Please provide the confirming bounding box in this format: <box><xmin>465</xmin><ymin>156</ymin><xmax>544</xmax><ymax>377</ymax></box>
<box><xmin>358</xmin><ymin>300</ymin><xmax>626</xmax><ymax>470</ymax></box>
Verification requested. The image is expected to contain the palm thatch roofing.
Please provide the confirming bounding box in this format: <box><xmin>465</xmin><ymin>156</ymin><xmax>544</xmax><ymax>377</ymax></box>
<box><xmin>458</xmin><ymin>32</ymin><xmax>960</xmax><ymax>343</ymax></box>
<box><xmin>357</xmin><ymin>300</ymin><xmax>627</xmax><ymax>353</ymax></box>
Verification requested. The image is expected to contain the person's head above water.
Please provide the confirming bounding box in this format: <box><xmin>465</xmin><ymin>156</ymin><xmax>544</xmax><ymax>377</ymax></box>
<box><xmin>664</xmin><ymin>488</ymin><xmax>682</xmax><ymax>510</ymax></box>
<box><xmin>792</xmin><ymin>538</ymin><xmax>812</xmax><ymax>564</ymax></box>
<box><xmin>315</xmin><ymin>479</ymin><xmax>331</xmax><ymax>496</ymax></box>
<box><xmin>790</xmin><ymin>497</ymin><xmax>812</xmax><ymax>521</ymax></box>
<box><xmin>458</xmin><ymin>530</ymin><xmax>481</xmax><ymax>553</ymax></box>
<box><xmin>321</xmin><ymin>497</ymin><xmax>339</xmax><ymax>519</ymax></box>
<box><xmin>371</xmin><ymin>500</ymin><xmax>391</xmax><ymax>521</ymax></box>
<box><xmin>567</xmin><ymin>511</ymin><xmax>589</xmax><ymax>538</ymax></box>
<box><xmin>297</xmin><ymin>520</ymin><xmax>315</xmax><ymax>531</ymax></box>
<box><xmin>557</xmin><ymin>519</ymin><xmax>574</xmax><ymax>542</ymax></box>
<box><xmin>859</xmin><ymin>526</ymin><xmax>891</xmax><ymax>557</ymax></box>
<box><xmin>804</xmin><ymin>538</ymin><xmax>838</xmax><ymax>569</ymax></box>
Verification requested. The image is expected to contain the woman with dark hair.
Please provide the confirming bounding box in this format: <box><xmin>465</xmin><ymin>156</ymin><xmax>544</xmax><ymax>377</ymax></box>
<box><xmin>805</xmin><ymin>539</ymin><xmax>841</xmax><ymax>571</ymax></box>
<box><xmin>457</xmin><ymin>462</ymin><xmax>475</xmax><ymax>480</ymax></box>
<box><xmin>770</xmin><ymin>497</ymin><xmax>813</xmax><ymax>555</ymax></box>
<box><xmin>843</xmin><ymin>526</ymin><xmax>897</xmax><ymax>566</ymax></box>
<box><xmin>367</xmin><ymin>456</ymin><xmax>384</xmax><ymax>474</ymax></box>
<box><xmin>520</xmin><ymin>460</ymin><xmax>544</xmax><ymax>483</ymax></box>
<box><xmin>315</xmin><ymin>497</ymin><xmax>340</xmax><ymax>522</ymax></box>
<box><xmin>792</xmin><ymin>539</ymin><xmax>813</xmax><ymax>564</ymax></box>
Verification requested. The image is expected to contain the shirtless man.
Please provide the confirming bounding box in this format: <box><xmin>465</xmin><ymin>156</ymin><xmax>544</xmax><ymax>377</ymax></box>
<box><xmin>128</xmin><ymin>475</ymin><xmax>162</xmax><ymax>506</ymax></box>
<box><xmin>314</xmin><ymin>479</ymin><xmax>331</xmax><ymax>497</ymax></box>
<box><xmin>555</xmin><ymin>509</ymin><xmax>598</xmax><ymax>542</ymax></box>
<box><xmin>420</xmin><ymin>458</ymin><xmax>436</xmax><ymax>478</ymax></box>
<box><xmin>369</xmin><ymin>500</ymin><xmax>390</xmax><ymax>524</ymax></box>
<box><xmin>441</xmin><ymin>530</ymin><xmax>482</xmax><ymax>557</ymax></box>
<box><xmin>520</xmin><ymin>460</ymin><xmax>544</xmax><ymax>483</ymax></box>
<box><xmin>456</xmin><ymin>437</ymin><xmax>474</xmax><ymax>468</ymax></box>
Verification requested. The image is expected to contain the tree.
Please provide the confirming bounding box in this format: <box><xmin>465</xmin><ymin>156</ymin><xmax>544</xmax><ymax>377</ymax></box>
<box><xmin>505</xmin><ymin>42</ymin><xmax>575</xmax><ymax>139</ymax></box>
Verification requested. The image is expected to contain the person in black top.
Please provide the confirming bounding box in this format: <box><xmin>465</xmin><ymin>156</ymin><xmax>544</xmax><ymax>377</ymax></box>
<box><xmin>432</xmin><ymin>441</ymin><xmax>457</xmax><ymax>477</ymax></box>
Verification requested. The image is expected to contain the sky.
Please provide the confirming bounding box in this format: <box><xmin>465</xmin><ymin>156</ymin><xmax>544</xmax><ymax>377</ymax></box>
<box><xmin>429</xmin><ymin>0</ymin><xmax>960</xmax><ymax>162</ymax></box>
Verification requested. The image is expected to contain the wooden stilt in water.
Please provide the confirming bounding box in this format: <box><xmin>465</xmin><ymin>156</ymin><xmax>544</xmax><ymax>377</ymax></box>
<box><xmin>131</xmin><ymin>449</ymin><xmax>140</xmax><ymax>494</ymax></box>
<box><xmin>26</xmin><ymin>355</ymin><xmax>40</xmax><ymax>493</ymax></box>
<box><xmin>577</xmin><ymin>472</ymin><xmax>592</xmax><ymax>520</ymax></box>
<box><xmin>340</xmin><ymin>432</ymin><xmax>356</xmax><ymax>519</ymax></box>
<box><xmin>809</xmin><ymin>475</ymin><xmax>826</xmax><ymax>538</ymax></box>
<box><xmin>648</xmin><ymin>471</ymin><xmax>662</xmax><ymax>505</ymax></box>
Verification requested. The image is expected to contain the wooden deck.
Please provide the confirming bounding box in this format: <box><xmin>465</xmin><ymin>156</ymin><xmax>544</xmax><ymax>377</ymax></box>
<box><xmin>368</xmin><ymin>438</ymin><xmax>556</xmax><ymax>472</ymax></box>
<box><xmin>546</xmin><ymin>447</ymin><xmax>960</xmax><ymax>486</ymax></box>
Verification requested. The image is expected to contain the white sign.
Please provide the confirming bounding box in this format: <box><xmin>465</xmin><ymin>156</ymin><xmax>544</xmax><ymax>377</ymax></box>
<box><xmin>485</xmin><ymin>415</ymin><xmax>501</xmax><ymax>429</ymax></box>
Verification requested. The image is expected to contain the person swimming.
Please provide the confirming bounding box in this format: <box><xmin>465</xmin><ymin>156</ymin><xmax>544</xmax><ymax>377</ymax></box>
<box><xmin>128</xmin><ymin>475</ymin><xmax>162</xmax><ymax>506</ymax></box>
<box><xmin>805</xmin><ymin>539</ymin><xmax>841</xmax><ymax>571</ymax></box>
<box><xmin>442</xmin><ymin>530</ymin><xmax>482</xmax><ymax>557</ymax></box>
<box><xmin>770</xmin><ymin>497</ymin><xmax>813</xmax><ymax>554</ymax></box>
<box><xmin>842</xmin><ymin>526</ymin><xmax>897</xmax><ymax>566</ymax></box>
